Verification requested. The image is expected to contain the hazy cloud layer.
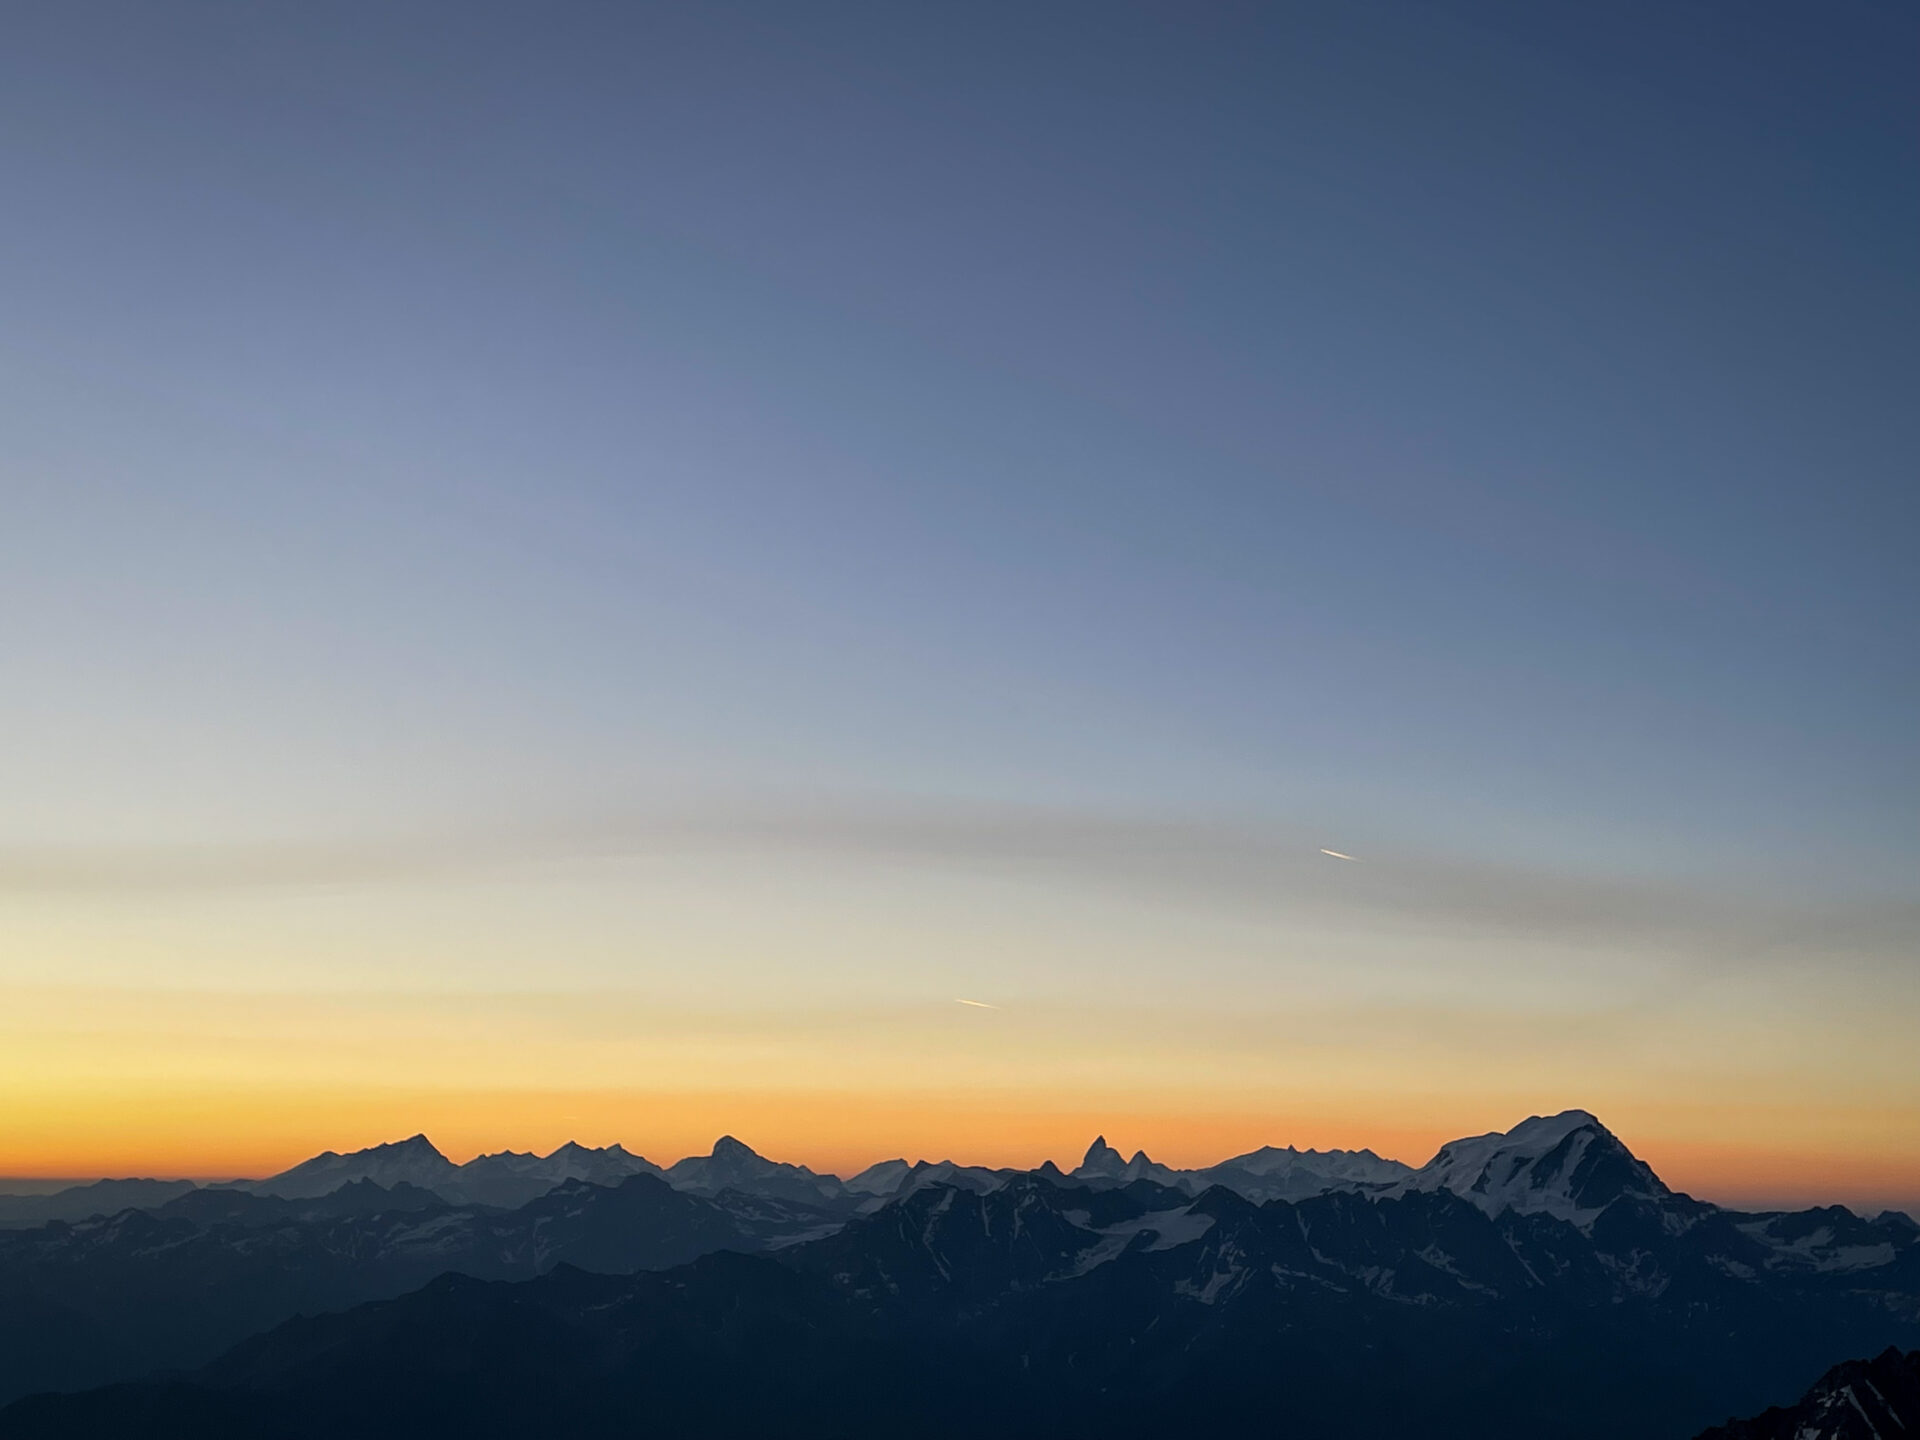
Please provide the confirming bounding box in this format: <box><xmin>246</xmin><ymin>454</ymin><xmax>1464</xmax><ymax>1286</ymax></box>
<box><xmin>4</xmin><ymin>796</ymin><xmax>1912</xmax><ymax>971</ymax></box>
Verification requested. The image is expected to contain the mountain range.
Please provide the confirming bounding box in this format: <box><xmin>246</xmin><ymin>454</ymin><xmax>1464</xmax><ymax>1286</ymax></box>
<box><xmin>0</xmin><ymin>1170</ymin><xmax>838</xmax><ymax>1406</ymax></box>
<box><xmin>0</xmin><ymin>1126</ymin><xmax>1429</xmax><ymax>1225</ymax></box>
<box><xmin>236</xmin><ymin>1134</ymin><xmax>667</xmax><ymax>1209</ymax></box>
<box><xmin>1</xmin><ymin>1111</ymin><xmax>1916</xmax><ymax>1437</ymax></box>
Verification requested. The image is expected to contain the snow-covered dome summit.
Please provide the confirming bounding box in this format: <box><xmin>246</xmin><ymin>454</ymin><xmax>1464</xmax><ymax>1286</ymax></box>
<box><xmin>1396</xmin><ymin>1109</ymin><xmax>1669</xmax><ymax>1225</ymax></box>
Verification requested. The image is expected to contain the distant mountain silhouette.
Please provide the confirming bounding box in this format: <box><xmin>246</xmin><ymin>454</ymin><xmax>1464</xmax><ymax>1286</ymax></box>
<box><xmin>239</xmin><ymin>1134</ymin><xmax>458</xmax><ymax>1201</ymax></box>
<box><xmin>233</xmin><ymin>1136</ymin><xmax>667</xmax><ymax>1208</ymax></box>
<box><xmin>0</xmin><ymin>1112</ymin><xmax>1691</xmax><ymax>1225</ymax></box>
<box><xmin>664</xmin><ymin>1134</ymin><xmax>848</xmax><ymax>1205</ymax></box>
<box><xmin>446</xmin><ymin>1141</ymin><xmax>663</xmax><ymax>1208</ymax></box>
<box><xmin>2</xmin><ymin>1111</ymin><xmax>1918</xmax><ymax>1439</ymax></box>
<box><xmin>0</xmin><ymin>1180</ymin><xmax>198</xmax><ymax>1229</ymax></box>
<box><xmin>0</xmin><ymin>1172</ymin><xmax>829</xmax><ymax>1406</ymax></box>
<box><xmin>843</xmin><ymin>1155</ymin><xmax>1005</xmax><ymax>1213</ymax></box>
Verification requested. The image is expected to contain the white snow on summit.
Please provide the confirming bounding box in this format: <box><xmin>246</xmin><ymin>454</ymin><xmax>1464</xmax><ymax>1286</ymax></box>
<box><xmin>667</xmin><ymin>1136</ymin><xmax>846</xmax><ymax>1204</ymax></box>
<box><xmin>229</xmin><ymin>1108</ymin><xmax>1675</xmax><ymax>1226</ymax></box>
<box><xmin>244</xmin><ymin>1135</ymin><xmax>458</xmax><ymax>1200</ymax></box>
<box><xmin>848</xmin><ymin>1159</ymin><xmax>1005</xmax><ymax>1213</ymax></box>
<box><xmin>1395</xmin><ymin>1110</ymin><xmax>1668</xmax><ymax>1225</ymax></box>
<box><xmin>448</xmin><ymin>1142</ymin><xmax>664</xmax><ymax>1208</ymax></box>
<box><xmin>1060</xmin><ymin>1135</ymin><xmax>1413</xmax><ymax>1202</ymax></box>
<box><xmin>1199</xmin><ymin>1144</ymin><xmax>1414</xmax><ymax>1201</ymax></box>
<box><xmin>245</xmin><ymin>1136</ymin><xmax>667</xmax><ymax>1207</ymax></box>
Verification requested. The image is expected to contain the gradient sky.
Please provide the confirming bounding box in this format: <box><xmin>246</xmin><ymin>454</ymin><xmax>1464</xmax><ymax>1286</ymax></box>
<box><xmin>2</xmin><ymin>2</ymin><xmax>1916</xmax><ymax>1211</ymax></box>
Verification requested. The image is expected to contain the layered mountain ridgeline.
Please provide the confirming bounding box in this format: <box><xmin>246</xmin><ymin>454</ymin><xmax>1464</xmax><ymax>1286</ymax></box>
<box><xmin>1</xmin><ymin>1111</ymin><xmax>1917</xmax><ymax>1439</ymax></box>
<box><xmin>0</xmin><ymin>1109</ymin><xmax>1692</xmax><ymax>1236</ymax></box>
<box><xmin>0</xmin><ymin>1172</ymin><xmax>835</xmax><ymax>1406</ymax></box>
<box><xmin>1697</xmin><ymin>1347</ymin><xmax>1920</xmax><ymax>1438</ymax></box>
<box><xmin>0</xmin><ymin>1112</ymin><xmax>1627</xmax><ymax>1230</ymax></box>
<box><xmin>0</xmin><ymin>1127</ymin><xmax>1417</xmax><ymax>1227</ymax></box>
<box><xmin>0</xmin><ymin>1180</ymin><xmax>199</xmax><ymax>1229</ymax></box>
<box><xmin>0</xmin><ymin>1133</ymin><xmax>861</xmax><ymax>1405</ymax></box>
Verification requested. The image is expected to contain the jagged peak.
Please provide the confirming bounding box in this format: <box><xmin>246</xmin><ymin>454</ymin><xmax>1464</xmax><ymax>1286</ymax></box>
<box><xmin>302</xmin><ymin>1134</ymin><xmax>446</xmax><ymax>1164</ymax></box>
<box><xmin>1081</xmin><ymin>1135</ymin><xmax>1121</xmax><ymax>1167</ymax></box>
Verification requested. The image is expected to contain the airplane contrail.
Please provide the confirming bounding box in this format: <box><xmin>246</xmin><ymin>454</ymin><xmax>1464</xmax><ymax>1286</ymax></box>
<box><xmin>954</xmin><ymin>998</ymin><xmax>1000</xmax><ymax>1009</ymax></box>
<box><xmin>1319</xmin><ymin>848</ymin><xmax>1360</xmax><ymax>861</ymax></box>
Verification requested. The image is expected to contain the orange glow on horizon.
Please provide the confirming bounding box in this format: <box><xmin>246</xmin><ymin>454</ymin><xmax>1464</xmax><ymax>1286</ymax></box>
<box><xmin>4</xmin><ymin>1084</ymin><xmax>1918</xmax><ymax>1216</ymax></box>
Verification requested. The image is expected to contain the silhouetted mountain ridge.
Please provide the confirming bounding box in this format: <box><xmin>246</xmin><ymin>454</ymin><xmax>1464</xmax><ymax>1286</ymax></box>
<box><xmin>4</xmin><ymin>1111</ymin><xmax>1918</xmax><ymax>1437</ymax></box>
<box><xmin>0</xmin><ymin>1172</ymin><xmax>828</xmax><ymax>1406</ymax></box>
<box><xmin>0</xmin><ymin>1180</ymin><xmax>198</xmax><ymax>1230</ymax></box>
<box><xmin>3</xmin><ymin>1110</ymin><xmax>1838</xmax><ymax>1231</ymax></box>
<box><xmin>1697</xmin><ymin>1346</ymin><xmax>1920</xmax><ymax>1438</ymax></box>
<box><xmin>5</xmin><ymin>1112</ymin><xmax>1920</xmax><ymax>1438</ymax></box>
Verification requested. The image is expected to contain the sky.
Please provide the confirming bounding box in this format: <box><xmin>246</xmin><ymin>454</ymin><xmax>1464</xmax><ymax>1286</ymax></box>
<box><xmin>1</xmin><ymin>1</ymin><xmax>1916</xmax><ymax>1212</ymax></box>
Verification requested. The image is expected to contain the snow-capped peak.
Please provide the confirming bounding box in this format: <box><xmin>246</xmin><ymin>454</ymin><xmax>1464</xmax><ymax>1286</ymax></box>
<box><xmin>847</xmin><ymin>1159</ymin><xmax>1007</xmax><ymax>1212</ymax></box>
<box><xmin>417</xmin><ymin>1142</ymin><xmax>666</xmax><ymax>1208</ymax></box>
<box><xmin>247</xmin><ymin>1134</ymin><xmax>458</xmax><ymax>1200</ymax></box>
<box><xmin>1398</xmin><ymin>1110</ymin><xmax>1667</xmax><ymax>1226</ymax></box>
<box><xmin>666</xmin><ymin>1136</ymin><xmax>844</xmax><ymax>1204</ymax></box>
<box><xmin>844</xmin><ymin>1159</ymin><xmax>913</xmax><ymax>1195</ymax></box>
<box><xmin>1195</xmin><ymin>1144</ymin><xmax>1414</xmax><ymax>1201</ymax></box>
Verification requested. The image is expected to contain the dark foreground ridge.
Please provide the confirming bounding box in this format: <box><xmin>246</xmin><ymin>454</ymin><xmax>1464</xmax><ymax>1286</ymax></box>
<box><xmin>1697</xmin><ymin>1347</ymin><xmax>1920</xmax><ymax>1439</ymax></box>
<box><xmin>1</xmin><ymin>1112</ymin><xmax>1916</xmax><ymax>1439</ymax></box>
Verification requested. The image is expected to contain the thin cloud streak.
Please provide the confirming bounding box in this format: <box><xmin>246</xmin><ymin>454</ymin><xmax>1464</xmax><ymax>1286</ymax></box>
<box><xmin>0</xmin><ymin>795</ymin><xmax>1913</xmax><ymax>973</ymax></box>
